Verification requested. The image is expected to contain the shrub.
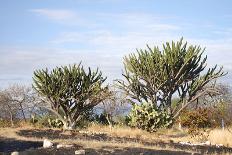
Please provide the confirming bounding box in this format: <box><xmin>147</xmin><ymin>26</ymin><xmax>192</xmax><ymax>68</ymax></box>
<box><xmin>48</xmin><ymin>118</ymin><xmax>63</xmax><ymax>128</ymax></box>
<box><xmin>210</xmin><ymin>102</ymin><xmax>232</xmax><ymax>127</ymax></box>
<box><xmin>0</xmin><ymin>119</ymin><xmax>28</xmax><ymax>128</ymax></box>
<box><xmin>0</xmin><ymin>119</ymin><xmax>13</xmax><ymax>127</ymax></box>
<box><xmin>180</xmin><ymin>108</ymin><xmax>213</xmax><ymax>136</ymax></box>
<box><xmin>29</xmin><ymin>115</ymin><xmax>62</xmax><ymax>128</ymax></box>
<box><xmin>94</xmin><ymin>112</ymin><xmax>109</xmax><ymax>125</ymax></box>
<box><xmin>128</xmin><ymin>103</ymin><xmax>173</xmax><ymax>132</ymax></box>
<box><xmin>114</xmin><ymin>115</ymin><xmax>129</xmax><ymax>126</ymax></box>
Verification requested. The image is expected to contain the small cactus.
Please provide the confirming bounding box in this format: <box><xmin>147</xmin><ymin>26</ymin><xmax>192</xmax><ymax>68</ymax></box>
<box><xmin>48</xmin><ymin>118</ymin><xmax>64</xmax><ymax>128</ymax></box>
<box><xmin>128</xmin><ymin>102</ymin><xmax>173</xmax><ymax>132</ymax></box>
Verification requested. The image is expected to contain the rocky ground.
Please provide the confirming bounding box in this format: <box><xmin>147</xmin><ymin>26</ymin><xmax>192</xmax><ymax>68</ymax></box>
<box><xmin>0</xmin><ymin>128</ymin><xmax>232</xmax><ymax>155</ymax></box>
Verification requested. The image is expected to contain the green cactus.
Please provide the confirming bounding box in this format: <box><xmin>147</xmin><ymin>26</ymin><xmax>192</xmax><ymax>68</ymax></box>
<box><xmin>48</xmin><ymin>118</ymin><xmax>64</xmax><ymax>128</ymax></box>
<box><xmin>128</xmin><ymin>102</ymin><xmax>173</xmax><ymax>132</ymax></box>
<box><xmin>33</xmin><ymin>63</ymin><xmax>109</xmax><ymax>129</ymax></box>
<box><xmin>118</xmin><ymin>38</ymin><xmax>226</xmax><ymax>121</ymax></box>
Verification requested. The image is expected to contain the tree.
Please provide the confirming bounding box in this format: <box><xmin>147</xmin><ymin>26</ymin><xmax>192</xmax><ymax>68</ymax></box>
<box><xmin>0</xmin><ymin>84</ymin><xmax>38</xmax><ymax>126</ymax></box>
<box><xmin>33</xmin><ymin>63</ymin><xmax>109</xmax><ymax>129</ymax></box>
<box><xmin>96</xmin><ymin>86</ymin><xmax>129</xmax><ymax>127</ymax></box>
<box><xmin>118</xmin><ymin>38</ymin><xmax>226</xmax><ymax>120</ymax></box>
<box><xmin>0</xmin><ymin>90</ymin><xmax>18</xmax><ymax>126</ymax></box>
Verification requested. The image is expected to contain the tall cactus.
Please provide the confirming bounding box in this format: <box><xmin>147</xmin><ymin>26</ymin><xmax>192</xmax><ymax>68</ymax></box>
<box><xmin>118</xmin><ymin>38</ymin><xmax>226</xmax><ymax>119</ymax></box>
<box><xmin>33</xmin><ymin>63</ymin><xmax>109</xmax><ymax>129</ymax></box>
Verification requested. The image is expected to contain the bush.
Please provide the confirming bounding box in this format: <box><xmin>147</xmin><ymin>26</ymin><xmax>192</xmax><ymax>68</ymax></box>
<box><xmin>128</xmin><ymin>103</ymin><xmax>173</xmax><ymax>132</ymax></box>
<box><xmin>114</xmin><ymin>115</ymin><xmax>129</xmax><ymax>126</ymax></box>
<box><xmin>0</xmin><ymin>119</ymin><xmax>13</xmax><ymax>127</ymax></box>
<box><xmin>94</xmin><ymin>112</ymin><xmax>109</xmax><ymax>125</ymax></box>
<box><xmin>180</xmin><ymin>108</ymin><xmax>213</xmax><ymax>136</ymax></box>
<box><xmin>48</xmin><ymin>118</ymin><xmax>63</xmax><ymax>128</ymax></box>
<box><xmin>211</xmin><ymin>102</ymin><xmax>232</xmax><ymax>127</ymax></box>
<box><xmin>29</xmin><ymin>115</ymin><xmax>63</xmax><ymax>128</ymax></box>
<box><xmin>0</xmin><ymin>119</ymin><xmax>29</xmax><ymax>128</ymax></box>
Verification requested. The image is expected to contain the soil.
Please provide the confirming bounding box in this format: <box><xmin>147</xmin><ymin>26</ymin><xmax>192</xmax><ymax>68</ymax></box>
<box><xmin>1</xmin><ymin>128</ymin><xmax>232</xmax><ymax>154</ymax></box>
<box><xmin>14</xmin><ymin>147</ymin><xmax>199</xmax><ymax>155</ymax></box>
<box><xmin>0</xmin><ymin>136</ymin><xmax>42</xmax><ymax>154</ymax></box>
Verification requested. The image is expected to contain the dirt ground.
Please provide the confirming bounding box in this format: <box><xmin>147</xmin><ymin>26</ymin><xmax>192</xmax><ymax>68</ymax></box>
<box><xmin>0</xmin><ymin>127</ymin><xmax>232</xmax><ymax>155</ymax></box>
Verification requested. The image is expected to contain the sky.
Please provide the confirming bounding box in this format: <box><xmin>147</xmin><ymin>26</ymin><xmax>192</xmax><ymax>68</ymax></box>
<box><xmin>1</xmin><ymin>0</ymin><xmax>232</xmax><ymax>87</ymax></box>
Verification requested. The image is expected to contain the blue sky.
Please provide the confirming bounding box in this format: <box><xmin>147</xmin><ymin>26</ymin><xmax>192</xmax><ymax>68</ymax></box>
<box><xmin>1</xmin><ymin>0</ymin><xmax>232</xmax><ymax>87</ymax></box>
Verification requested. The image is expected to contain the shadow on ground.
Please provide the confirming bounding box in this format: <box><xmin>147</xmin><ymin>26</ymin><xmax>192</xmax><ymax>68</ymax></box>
<box><xmin>16</xmin><ymin>129</ymin><xmax>232</xmax><ymax>154</ymax></box>
<box><xmin>0</xmin><ymin>136</ymin><xmax>42</xmax><ymax>153</ymax></box>
<box><xmin>18</xmin><ymin>146</ymin><xmax>198</xmax><ymax>155</ymax></box>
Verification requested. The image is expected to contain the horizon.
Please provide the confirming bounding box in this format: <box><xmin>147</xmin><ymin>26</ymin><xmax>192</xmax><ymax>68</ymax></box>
<box><xmin>1</xmin><ymin>0</ymin><xmax>232</xmax><ymax>87</ymax></box>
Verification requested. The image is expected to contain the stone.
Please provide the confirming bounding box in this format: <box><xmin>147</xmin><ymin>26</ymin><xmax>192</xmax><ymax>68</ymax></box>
<box><xmin>11</xmin><ymin>152</ymin><xmax>19</xmax><ymax>155</ymax></box>
<box><xmin>205</xmin><ymin>141</ymin><xmax>211</xmax><ymax>145</ymax></box>
<box><xmin>75</xmin><ymin>149</ymin><xmax>85</xmax><ymax>155</ymax></box>
<box><xmin>57</xmin><ymin>144</ymin><xmax>74</xmax><ymax>149</ymax></box>
<box><xmin>216</xmin><ymin>144</ymin><xmax>224</xmax><ymax>148</ymax></box>
<box><xmin>61</xmin><ymin>130</ymin><xmax>73</xmax><ymax>136</ymax></box>
<box><xmin>179</xmin><ymin>141</ymin><xmax>192</xmax><ymax>145</ymax></box>
<box><xmin>200</xmin><ymin>141</ymin><xmax>211</xmax><ymax>146</ymax></box>
<box><xmin>43</xmin><ymin>139</ymin><xmax>53</xmax><ymax>148</ymax></box>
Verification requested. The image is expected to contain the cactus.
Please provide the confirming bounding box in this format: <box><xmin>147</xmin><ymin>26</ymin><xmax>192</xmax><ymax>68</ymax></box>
<box><xmin>128</xmin><ymin>102</ymin><xmax>173</xmax><ymax>132</ymax></box>
<box><xmin>33</xmin><ymin>63</ymin><xmax>109</xmax><ymax>129</ymax></box>
<box><xmin>48</xmin><ymin>118</ymin><xmax>64</xmax><ymax>128</ymax></box>
<box><xmin>118</xmin><ymin>38</ymin><xmax>226</xmax><ymax>121</ymax></box>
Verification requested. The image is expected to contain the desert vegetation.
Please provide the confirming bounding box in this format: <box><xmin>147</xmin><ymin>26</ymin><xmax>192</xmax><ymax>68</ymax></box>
<box><xmin>1</xmin><ymin>38</ymin><xmax>232</xmax><ymax>154</ymax></box>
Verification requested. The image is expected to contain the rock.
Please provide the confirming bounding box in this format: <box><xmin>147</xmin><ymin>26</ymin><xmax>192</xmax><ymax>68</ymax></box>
<box><xmin>57</xmin><ymin>144</ymin><xmax>74</xmax><ymax>149</ymax></box>
<box><xmin>79</xmin><ymin>130</ymin><xmax>89</xmax><ymax>134</ymax></box>
<box><xmin>75</xmin><ymin>149</ymin><xmax>85</xmax><ymax>155</ymax></box>
<box><xmin>180</xmin><ymin>141</ymin><xmax>212</xmax><ymax>146</ymax></box>
<box><xmin>61</xmin><ymin>130</ymin><xmax>73</xmax><ymax>136</ymax></box>
<box><xmin>205</xmin><ymin>141</ymin><xmax>211</xmax><ymax>145</ymax></box>
<box><xmin>179</xmin><ymin>141</ymin><xmax>193</xmax><ymax>145</ymax></box>
<box><xmin>216</xmin><ymin>144</ymin><xmax>224</xmax><ymax>148</ymax></box>
<box><xmin>11</xmin><ymin>151</ymin><xmax>19</xmax><ymax>155</ymax></box>
<box><xmin>43</xmin><ymin>139</ymin><xmax>53</xmax><ymax>148</ymax></box>
<box><xmin>200</xmin><ymin>141</ymin><xmax>211</xmax><ymax>146</ymax></box>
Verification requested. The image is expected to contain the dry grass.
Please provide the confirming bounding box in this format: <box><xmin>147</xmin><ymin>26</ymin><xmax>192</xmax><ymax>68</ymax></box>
<box><xmin>87</xmin><ymin>123</ymin><xmax>152</xmax><ymax>139</ymax></box>
<box><xmin>2</xmin><ymin>126</ymin><xmax>232</xmax><ymax>154</ymax></box>
<box><xmin>208</xmin><ymin>128</ymin><xmax>232</xmax><ymax>147</ymax></box>
<box><xmin>0</xmin><ymin>127</ymin><xmax>199</xmax><ymax>154</ymax></box>
<box><xmin>85</xmin><ymin>123</ymin><xmax>191</xmax><ymax>143</ymax></box>
<box><xmin>53</xmin><ymin>137</ymin><xmax>196</xmax><ymax>154</ymax></box>
<box><xmin>0</xmin><ymin>124</ymin><xmax>192</xmax><ymax>147</ymax></box>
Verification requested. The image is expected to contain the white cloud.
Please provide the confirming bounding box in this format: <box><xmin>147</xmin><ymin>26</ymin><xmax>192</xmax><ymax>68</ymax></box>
<box><xmin>2</xmin><ymin>10</ymin><xmax>232</xmax><ymax>87</ymax></box>
<box><xmin>29</xmin><ymin>8</ymin><xmax>98</xmax><ymax>27</ymax></box>
<box><xmin>1</xmin><ymin>36</ymin><xmax>232</xmax><ymax>87</ymax></box>
<box><xmin>0</xmin><ymin>35</ymin><xmax>232</xmax><ymax>88</ymax></box>
<box><xmin>0</xmin><ymin>47</ymin><xmax>123</xmax><ymax>86</ymax></box>
<box><xmin>30</xmin><ymin>9</ymin><xmax>77</xmax><ymax>21</ymax></box>
<box><xmin>50</xmin><ymin>12</ymin><xmax>181</xmax><ymax>52</ymax></box>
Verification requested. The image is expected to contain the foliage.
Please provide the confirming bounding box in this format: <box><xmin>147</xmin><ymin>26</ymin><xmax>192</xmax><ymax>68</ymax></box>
<box><xmin>48</xmin><ymin>118</ymin><xmax>63</xmax><ymax>128</ymax></box>
<box><xmin>205</xmin><ymin>102</ymin><xmax>232</xmax><ymax>127</ymax></box>
<box><xmin>196</xmin><ymin>83</ymin><xmax>232</xmax><ymax>127</ymax></box>
<box><xmin>180</xmin><ymin>108</ymin><xmax>213</xmax><ymax>136</ymax></box>
<box><xmin>212</xmin><ymin>102</ymin><xmax>232</xmax><ymax>127</ymax></box>
<box><xmin>0</xmin><ymin>119</ymin><xmax>14</xmax><ymax>128</ymax></box>
<box><xmin>118</xmin><ymin>38</ymin><xmax>226</xmax><ymax>120</ymax></box>
<box><xmin>0</xmin><ymin>119</ymin><xmax>30</xmax><ymax>128</ymax></box>
<box><xmin>29</xmin><ymin>114</ymin><xmax>62</xmax><ymax>128</ymax></box>
<box><xmin>96</xmin><ymin>86</ymin><xmax>129</xmax><ymax>126</ymax></box>
<box><xmin>33</xmin><ymin>63</ymin><xmax>109</xmax><ymax>129</ymax></box>
<box><xmin>114</xmin><ymin>115</ymin><xmax>129</xmax><ymax>126</ymax></box>
<box><xmin>94</xmin><ymin>112</ymin><xmax>109</xmax><ymax>125</ymax></box>
<box><xmin>29</xmin><ymin>115</ymin><xmax>49</xmax><ymax>127</ymax></box>
<box><xmin>128</xmin><ymin>102</ymin><xmax>173</xmax><ymax>132</ymax></box>
<box><xmin>0</xmin><ymin>84</ymin><xmax>40</xmax><ymax>126</ymax></box>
